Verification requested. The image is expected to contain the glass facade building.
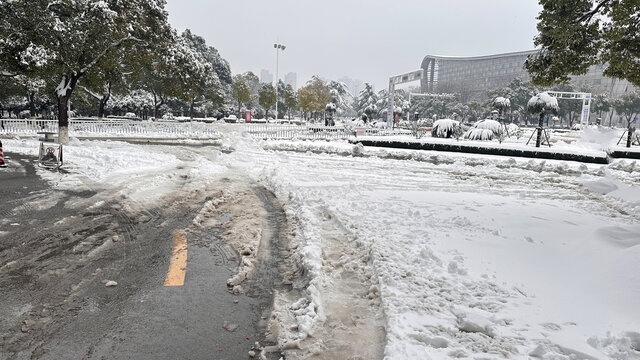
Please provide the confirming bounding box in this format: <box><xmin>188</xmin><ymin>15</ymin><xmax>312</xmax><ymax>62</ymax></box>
<box><xmin>420</xmin><ymin>50</ymin><xmax>635</xmax><ymax>100</ymax></box>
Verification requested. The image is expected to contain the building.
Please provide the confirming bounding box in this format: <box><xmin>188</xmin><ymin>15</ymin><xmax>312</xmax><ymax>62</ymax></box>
<box><xmin>260</xmin><ymin>69</ymin><xmax>273</xmax><ymax>84</ymax></box>
<box><xmin>284</xmin><ymin>72</ymin><xmax>297</xmax><ymax>90</ymax></box>
<box><xmin>338</xmin><ymin>76</ymin><xmax>364</xmax><ymax>98</ymax></box>
<box><xmin>420</xmin><ymin>50</ymin><xmax>635</xmax><ymax>100</ymax></box>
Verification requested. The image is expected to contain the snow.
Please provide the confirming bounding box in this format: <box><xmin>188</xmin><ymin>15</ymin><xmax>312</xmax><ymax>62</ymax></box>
<box><xmin>494</xmin><ymin>96</ymin><xmax>511</xmax><ymax>109</ymax></box>
<box><xmin>464</xmin><ymin>119</ymin><xmax>503</xmax><ymax>141</ymax></box>
<box><xmin>55</xmin><ymin>76</ymin><xmax>71</xmax><ymax>98</ymax></box>
<box><xmin>2</xmin><ymin>129</ymin><xmax>640</xmax><ymax>359</ymax></box>
<box><xmin>226</xmin><ymin>139</ymin><xmax>640</xmax><ymax>359</ymax></box>
<box><xmin>528</xmin><ymin>92</ymin><xmax>560</xmax><ymax>112</ymax></box>
<box><xmin>431</xmin><ymin>119</ymin><xmax>459</xmax><ymax>138</ymax></box>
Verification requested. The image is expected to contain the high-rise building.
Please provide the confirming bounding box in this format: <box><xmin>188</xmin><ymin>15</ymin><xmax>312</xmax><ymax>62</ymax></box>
<box><xmin>338</xmin><ymin>76</ymin><xmax>364</xmax><ymax>97</ymax></box>
<box><xmin>260</xmin><ymin>69</ymin><xmax>273</xmax><ymax>84</ymax></box>
<box><xmin>284</xmin><ymin>72</ymin><xmax>297</xmax><ymax>90</ymax></box>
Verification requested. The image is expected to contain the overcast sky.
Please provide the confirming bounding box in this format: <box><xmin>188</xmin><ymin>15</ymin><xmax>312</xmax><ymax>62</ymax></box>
<box><xmin>166</xmin><ymin>0</ymin><xmax>542</xmax><ymax>92</ymax></box>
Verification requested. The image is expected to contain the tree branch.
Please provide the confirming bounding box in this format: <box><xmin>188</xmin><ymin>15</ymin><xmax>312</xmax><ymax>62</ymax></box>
<box><xmin>79</xmin><ymin>36</ymin><xmax>144</xmax><ymax>75</ymax></box>
<box><xmin>577</xmin><ymin>0</ymin><xmax>611</xmax><ymax>23</ymax></box>
<box><xmin>79</xmin><ymin>85</ymin><xmax>103</xmax><ymax>100</ymax></box>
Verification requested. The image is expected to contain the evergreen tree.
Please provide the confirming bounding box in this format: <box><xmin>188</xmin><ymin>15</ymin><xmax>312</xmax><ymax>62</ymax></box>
<box><xmin>327</xmin><ymin>80</ymin><xmax>354</xmax><ymax>117</ymax></box>
<box><xmin>232</xmin><ymin>74</ymin><xmax>250</xmax><ymax>118</ymax></box>
<box><xmin>526</xmin><ymin>0</ymin><xmax>640</xmax><ymax>88</ymax></box>
<box><xmin>613</xmin><ymin>91</ymin><xmax>640</xmax><ymax>147</ymax></box>
<box><xmin>355</xmin><ymin>83</ymin><xmax>378</xmax><ymax>121</ymax></box>
<box><xmin>592</xmin><ymin>93</ymin><xmax>613</xmax><ymax>126</ymax></box>
<box><xmin>283</xmin><ymin>84</ymin><xmax>298</xmax><ymax>120</ymax></box>
<box><xmin>0</xmin><ymin>0</ymin><xmax>172</xmax><ymax>143</ymax></box>
<box><xmin>258</xmin><ymin>84</ymin><xmax>276</xmax><ymax>119</ymax></box>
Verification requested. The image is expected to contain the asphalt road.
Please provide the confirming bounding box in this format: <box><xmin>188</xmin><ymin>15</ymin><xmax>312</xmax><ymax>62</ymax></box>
<box><xmin>0</xmin><ymin>152</ymin><xmax>285</xmax><ymax>360</ymax></box>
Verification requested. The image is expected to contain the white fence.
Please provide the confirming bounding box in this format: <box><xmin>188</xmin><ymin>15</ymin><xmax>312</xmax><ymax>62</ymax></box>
<box><xmin>0</xmin><ymin>119</ymin><xmax>414</xmax><ymax>140</ymax></box>
<box><xmin>0</xmin><ymin>119</ymin><xmax>222</xmax><ymax>138</ymax></box>
<box><xmin>240</xmin><ymin>123</ymin><xmax>413</xmax><ymax>140</ymax></box>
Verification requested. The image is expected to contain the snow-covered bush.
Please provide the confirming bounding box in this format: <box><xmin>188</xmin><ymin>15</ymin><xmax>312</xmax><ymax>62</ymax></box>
<box><xmin>343</xmin><ymin>118</ymin><xmax>365</xmax><ymax>129</ymax></box>
<box><xmin>506</xmin><ymin>123</ymin><xmax>519</xmax><ymax>134</ymax></box>
<box><xmin>124</xmin><ymin>112</ymin><xmax>138</xmax><ymax>119</ymax></box>
<box><xmin>162</xmin><ymin>112</ymin><xmax>175</xmax><ymax>120</ymax></box>
<box><xmin>572</xmin><ymin>123</ymin><xmax>584</xmax><ymax>130</ymax></box>
<box><xmin>431</xmin><ymin>119</ymin><xmax>460</xmax><ymax>138</ymax></box>
<box><xmin>464</xmin><ymin>119</ymin><xmax>503</xmax><ymax>141</ymax></box>
<box><xmin>19</xmin><ymin>110</ymin><xmax>31</xmax><ymax>119</ymax></box>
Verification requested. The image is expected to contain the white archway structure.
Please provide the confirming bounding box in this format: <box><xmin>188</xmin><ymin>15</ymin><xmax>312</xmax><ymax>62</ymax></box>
<box><xmin>388</xmin><ymin>70</ymin><xmax>423</xmax><ymax>126</ymax></box>
<box><xmin>545</xmin><ymin>91</ymin><xmax>592</xmax><ymax>126</ymax></box>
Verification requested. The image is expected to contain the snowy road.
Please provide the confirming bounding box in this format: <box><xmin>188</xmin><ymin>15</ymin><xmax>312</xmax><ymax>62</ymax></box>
<box><xmin>0</xmin><ymin>140</ymin><xmax>285</xmax><ymax>360</ymax></box>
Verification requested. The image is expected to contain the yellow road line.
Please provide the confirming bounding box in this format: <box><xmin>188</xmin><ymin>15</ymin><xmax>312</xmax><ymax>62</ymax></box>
<box><xmin>164</xmin><ymin>231</ymin><xmax>188</xmax><ymax>287</ymax></box>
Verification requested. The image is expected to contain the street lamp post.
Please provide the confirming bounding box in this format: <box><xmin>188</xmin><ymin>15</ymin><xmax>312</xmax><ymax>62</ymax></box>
<box><xmin>274</xmin><ymin>43</ymin><xmax>285</xmax><ymax>120</ymax></box>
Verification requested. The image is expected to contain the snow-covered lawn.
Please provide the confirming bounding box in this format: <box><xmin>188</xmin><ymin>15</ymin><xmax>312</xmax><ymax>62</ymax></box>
<box><xmin>2</xmin><ymin>134</ymin><xmax>639</xmax><ymax>359</ymax></box>
<box><xmin>229</xmin><ymin>139</ymin><xmax>640</xmax><ymax>359</ymax></box>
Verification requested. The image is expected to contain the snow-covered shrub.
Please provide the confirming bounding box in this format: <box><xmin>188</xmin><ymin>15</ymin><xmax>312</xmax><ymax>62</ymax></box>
<box><xmin>417</xmin><ymin>118</ymin><xmax>433</xmax><ymax>127</ymax></box>
<box><xmin>19</xmin><ymin>110</ymin><xmax>31</xmax><ymax>119</ymax></box>
<box><xmin>162</xmin><ymin>112</ymin><xmax>175</xmax><ymax>120</ymax></box>
<box><xmin>527</xmin><ymin>92</ymin><xmax>559</xmax><ymax>113</ymax></box>
<box><xmin>431</xmin><ymin>119</ymin><xmax>460</xmax><ymax>138</ymax></box>
<box><xmin>464</xmin><ymin>119</ymin><xmax>503</xmax><ymax>141</ymax></box>
<box><xmin>124</xmin><ymin>112</ymin><xmax>137</xmax><ymax>119</ymax></box>
<box><xmin>493</xmin><ymin>96</ymin><xmax>511</xmax><ymax>110</ymax></box>
<box><xmin>572</xmin><ymin>123</ymin><xmax>584</xmax><ymax>130</ymax></box>
<box><xmin>506</xmin><ymin>123</ymin><xmax>519</xmax><ymax>134</ymax></box>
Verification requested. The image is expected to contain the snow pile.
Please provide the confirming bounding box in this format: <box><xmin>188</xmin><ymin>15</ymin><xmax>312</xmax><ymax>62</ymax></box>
<box><xmin>578</xmin><ymin>126</ymin><xmax>624</xmax><ymax>149</ymax></box>
<box><xmin>464</xmin><ymin>119</ymin><xmax>503</xmax><ymax>140</ymax></box>
<box><xmin>506</xmin><ymin>123</ymin><xmax>519</xmax><ymax>134</ymax></box>
<box><xmin>431</xmin><ymin>119</ymin><xmax>460</xmax><ymax>138</ymax></box>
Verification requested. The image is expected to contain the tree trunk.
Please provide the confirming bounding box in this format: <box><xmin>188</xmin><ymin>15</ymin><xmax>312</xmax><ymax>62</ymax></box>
<box><xmin>535</xmin><ymin>111</ymin><xmax>545</xmax><ymax>148</ymax></box>
<box><xmin>58</xmin><ymin>95</ymin><xmax>70</xmax><ymax>145</ymax></box>
<box><xmin>153</xmin><ymin>92</ymin><xmax>158</xmax><ymax>119</ymax></box>
<box><xmin>627</xmin><ymin>126</ymin><xmax>633</xmax><ymax>148</ymax></box>
<box><xmin>189</xmin><ymin>98</ymin><xmax>194</xmax><ymax>119</ymax></box>
<box><xmin>98</xmin><ymin>99</ymin><xmax>106</xmax><ymax>118</ymax></box>
<box><xmin>56</xmin><ymin>73</ymin><xmax>81</xmax><ymax>145</ymax></box>
<box><xmin>98</xmin><ymin>82</ymin><xmax>111</xmax><ymax>118</ymax></box>
<box><xmin>29</xmin><ymin>92</ymin><xmax>36</xmax><ymax>118</ymax></box>
<box><xmin>609</xmin><ymin>111</ymin><xmax>615</xmax><ymax>127</ymax></box>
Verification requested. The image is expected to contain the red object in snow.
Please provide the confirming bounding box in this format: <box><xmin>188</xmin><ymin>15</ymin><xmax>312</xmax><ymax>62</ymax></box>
<box><xmin>0</xmin><ymin>140</ymin><xmax>6</xmax><ymax>167</ymax></box>
<box><xmin>244</xmin><ymin>110</ymin><xmax>252</xmax><ymax>123</ymax></box>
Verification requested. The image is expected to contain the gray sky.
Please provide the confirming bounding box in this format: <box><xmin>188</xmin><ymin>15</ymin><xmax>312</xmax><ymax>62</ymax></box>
<box><xmin>166</xmin><ymin>0</ymin><xmax>542</xmax><ymax>92</ymax></box>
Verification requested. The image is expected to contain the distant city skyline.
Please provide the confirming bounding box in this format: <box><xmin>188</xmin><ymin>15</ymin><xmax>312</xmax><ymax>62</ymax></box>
<box><xmin>284</xmin><ymin>72</ymin><xmax>297</xmax><ymax>90</ymax></box>
<box><xmin>260</xmin><ymin>69</ymin><xmax>273</xmax><ymax>84</ymax></box>
<box><xmin>166</xmin><ymin>1</ymin><xmax>542</xmax><ymax>90</ymax></box>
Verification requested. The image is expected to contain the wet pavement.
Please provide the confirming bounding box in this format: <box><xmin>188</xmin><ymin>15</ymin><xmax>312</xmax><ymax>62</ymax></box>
<box><xmin>0</xmin><ymin>153</ymin><xmax>285</xmax><ymax>360</ymax></box>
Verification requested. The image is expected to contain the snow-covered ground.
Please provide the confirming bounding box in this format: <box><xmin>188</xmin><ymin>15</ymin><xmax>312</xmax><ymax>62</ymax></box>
<box><xmin>225</xmin><ymin>139</ymin><xmax>640</xmax><ymax>359</ymax></box>
<box><xmin>2</xmin><ymin>132</ymin><xmax>639</xmax><ymax>359</ymax></box>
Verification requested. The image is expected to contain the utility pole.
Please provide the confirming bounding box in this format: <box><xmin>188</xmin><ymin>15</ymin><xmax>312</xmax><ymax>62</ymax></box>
<box><xmin>274</xmin><ymin>43</ymin><xmax>286</xmax><ymax>120</ymax></box>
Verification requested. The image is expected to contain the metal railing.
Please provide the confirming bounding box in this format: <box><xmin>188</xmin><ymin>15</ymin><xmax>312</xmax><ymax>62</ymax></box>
<box><xmin>0</xmin><ymin>119</ymin><xmax>222</xmax><ymax>138</ymax></box>
<box><xmin>0</xmin><ymin>119</ymin><xmax>415</xmax><ymax>140</ymax></box>
<box><xmin>241</xmin><ymin>124</ymin><xmax>352</xmax><ymax>140</ymax></box>
<box><xmin>240</xmin><ymin>123</ymin><xmax>414</xmax><ymax>140</ymax></box>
